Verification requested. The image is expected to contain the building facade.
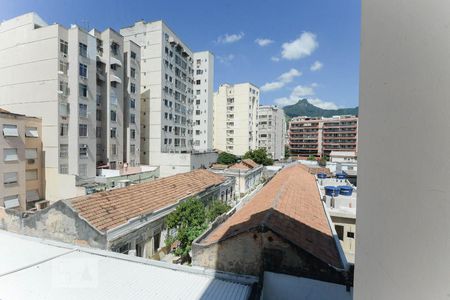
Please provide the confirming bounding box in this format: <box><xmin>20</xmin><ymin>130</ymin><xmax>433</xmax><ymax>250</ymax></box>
<box><xmin>120</xmin><ymin>21</ymin><xmax>217</xmax><ymax>177</ymax></box>
<box><xmin>257</xmin><ymin>105</ymin><xmax>286</xmax><ymax>160</ymax></box>
<box><xmin>213</xmin><ymin>83</ymin><xmax>260</xmax><ymax>156</ymax></box>
<box><xmin>1</xmin><ymin>110</ymin><xmax>44</xmax><ymax>211</ymax></box>
<box><xmin>0</xmin><ymin>13</ymin><xmax>140</xmax><ymax>201</ymax></box>
<box><xmin>193</xmin><ymin>51</ymin><xmax>214</xmax><ymax>152</ymax></box>
<box><xmin>289</xmin><ymin>115</ymin><xmax>358</xmax><ymax>158</ymax></box>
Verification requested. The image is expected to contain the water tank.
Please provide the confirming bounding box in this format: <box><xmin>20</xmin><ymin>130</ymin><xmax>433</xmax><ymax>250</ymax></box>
<box><xmin>317</xmin><ymin>173</ymin><xmax>327</xmax><ymax>179</ymax></box>
<box><xmin>339</xmin><ymin>186</ymin><xmax>353</xmax><ymax>196</ymax></box>
<box><xmin>325</xmin><ymin>186</ymin><xmax>340</xmax><ymax>197</ymax></box>
<box><xmin>336</xmin><ymin>172</ymin><xmax>347</xmax><ymax>180</ymax></box>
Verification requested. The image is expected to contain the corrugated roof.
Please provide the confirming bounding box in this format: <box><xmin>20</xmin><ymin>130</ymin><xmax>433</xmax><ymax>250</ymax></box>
<box><xmin>69</xmin><ymin>170</ymin><xmax>225</xmax><ymax>232</ymax></box>
<box><xmin>0</xmin><ymin>230</ymin><xmax>255</xmax><ymax>300</ymax></box>
<box><xmin>200</xmin><ymin>164</ymin><xmax>343</xmax><ymax>269</ymax></box>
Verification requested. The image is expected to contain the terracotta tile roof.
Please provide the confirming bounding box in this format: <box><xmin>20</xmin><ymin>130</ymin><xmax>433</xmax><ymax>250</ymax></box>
<box><xmin>242</xmin><ymin>159</ymin><xmax>258</xmax><ymax>168</ymax></box>
<box><xmin>300</xmin><ymin>165</ymin><xmax>332</xmax><ymax>176</ymax></box>
<box><xmin>229</xmin><ymin>159</ymin><xmax>259</xmax><ymax>170</ymax></box>
<box><xmin>200</xmin><ymin>164</ymin><xmax>343</xmax><ymax>269</ymax></box>
<box><xmin>0</xmin><ymin>108</ymin><xmax>10</xmax><ymax>113</ymax></box>
<box><xmin>68</xmin><ymin>170</ymin><xmax>226</xmax><ymax>232</ymax></box>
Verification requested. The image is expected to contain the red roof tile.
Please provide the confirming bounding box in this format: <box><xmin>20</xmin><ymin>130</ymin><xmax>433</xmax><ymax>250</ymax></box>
<box><xmin>69</xmin><ymin>170</ymin><xmax>225</xmax><ymax>232</ymax></box>
<box><xmin>200</xmin><ymin>164</ymin><xmax>343</xmax><ymax>268</ymax></box>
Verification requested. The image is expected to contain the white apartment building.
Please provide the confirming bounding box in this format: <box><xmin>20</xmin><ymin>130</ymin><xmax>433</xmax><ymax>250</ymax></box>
<box><xmin>120</xmin><ymin>21</ymin><xmax>217</xmax><ymax>177</ymax></box>
<box><xmin>257</xmin><ymin>105</ymin><xmax>286</xmax><ymax>160</ymax></box>
<box><xmin>193</xmin><ymin>51</ymin><xmax>214</xmax><ymax>152</ymax></box>
<box><xmin>213</xmin><ymin>83</ymin><xmax>260</xmax><ymax>156</ymax></box>
<box><xmin>0</xmin><ymin>13</ymin><xmax>140</xmax><ymax>201</ymax></box>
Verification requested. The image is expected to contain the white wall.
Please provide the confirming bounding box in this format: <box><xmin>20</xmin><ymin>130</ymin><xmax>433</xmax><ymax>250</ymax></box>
<box><xmin>355</xmin><ymin>1</ymin><xmax>450</xmax><ymax>299</ymax></box>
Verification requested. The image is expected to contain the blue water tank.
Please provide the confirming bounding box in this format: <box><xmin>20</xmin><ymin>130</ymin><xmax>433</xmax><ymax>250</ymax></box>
<box><xmin>325</xmin><ymin>186</ymin><xmax>340</xmax><ymax>197</ymax></box>
<box><xmin>336</xmin><ymin>172</ymin><xmax>347</xmax><ymax>179</ymax></box>
<box><xmin>317</xmin><ymin>173</ymin><xmax>327</xmax><ymax>179</ymax></box>
<box><xmin>339</xmin><ymin>186</ymin><xmax>353</xmax><ymax>196</ymax></box>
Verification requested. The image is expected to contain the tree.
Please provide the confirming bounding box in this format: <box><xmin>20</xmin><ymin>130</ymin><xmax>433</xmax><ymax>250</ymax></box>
<box><xmin>284</xmin><ymin>145</ymin><xmax>290</xmax><ymax>158</ymax></box>
<box><xmin>217</xmin><ymin>152</ymin><xmax>238</xmax><ymax>165</ymax></box>
<box><xmin>244</xmin><ymin>148</ymin><xmax>274</xmax><ymax>166</ymax></box>
<box><xmin>318</xmin><ymin>157</ymin><xmax>327</xmax><ymax>167</ymax></box>
<box><xmin>307</xmin><ymin>155</ymin><xmax>316</xmax><ymax>161</ymax></box>
<box><xmin>206</xmin><ymin>200</ymin><xmax>231</xmax><ymax>222</ymax></box>
<box><xmin>165</xmin><ymin>198</ymin><xmax>207</xmax><ymax>260</ymax></box>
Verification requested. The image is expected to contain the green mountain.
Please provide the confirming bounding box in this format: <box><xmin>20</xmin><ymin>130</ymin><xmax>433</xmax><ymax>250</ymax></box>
<box><xmin>283</xmin><ymin>99</ymin><xmax>358</xmax><ymax>118</ymax></box>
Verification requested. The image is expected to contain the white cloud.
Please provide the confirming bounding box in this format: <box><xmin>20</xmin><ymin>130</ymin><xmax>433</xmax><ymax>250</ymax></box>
<box><xmin>310</xmin><ymin>60</ymin><xmax>323</xmax><ymax>71</ymax></box>
<box><xmin>255</xmin><ymin>38</ymin><xmax>274</xmax><ymax>47</ymax></box>
<box><xmin>274</xmin><ymin>84</ymin><xmax>338</xmax><ymax>109</ymax></box>
<box><xmin>217</xmin><ymin>54</ymin><xmax>235</xmax><ymax>64</ymax></box>
<box><xmin>271</xmin><ymin>56</ymin><xmax>280</xmax><ymax>62</ymax></box>
<box><xmin>281</xmin><ymin>32</ymin><xmax>318</xmax><ymax>60</ymax></box>
<box><xmin>261</xmin><ymin>68</ymin><xmax>302</xmax><ymax>92</ymax></box>
<box><xmin>216</xmin><ymin>32</ymin><xmax>244</xmax><ymax>44</ymax></box>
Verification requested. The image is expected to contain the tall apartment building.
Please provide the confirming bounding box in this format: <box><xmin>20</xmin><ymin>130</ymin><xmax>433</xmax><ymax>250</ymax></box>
<box><xmin>120</xmin><ymin>21</ymin><xmax>217</xmax><ymax>177</ymax></box>
<box><xmin>288</xmin><ymin>115</ymin><xmax>358</xmax><ymax>158</ymax></box>
<box><xmin>257</xmin><ymin>105</ymin><xmax>286</xmax><ymax>160</ymax></box>
<box><xmin>193</xmin><ymin>51</ymin><xmax>214</xmax><ymax>152</ymax></box>
<box><xmin>0</xmin><ymin>13</ymin><xmax>140</xmax><ymax>201</ymax></box>
<box><xmin>213</xmin><ymin>83</ymin><xmax>260</xmax><ymax>156</ymax></box>
<box><xmin>1</xmin><ymin>109</ymin><xmax>44</xmax><ymax>211</ymax></box>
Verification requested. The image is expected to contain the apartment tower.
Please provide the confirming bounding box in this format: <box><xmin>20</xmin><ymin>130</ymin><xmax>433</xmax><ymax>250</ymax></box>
<box><xmin>213</xmin><ymin>83</ymin><xmax>260</xmax><ymax>156</ymax></box>
<box><xmin>257</xmin><ymin>105</ymin><xmax>286</xmax><ymax>160</ymax></box>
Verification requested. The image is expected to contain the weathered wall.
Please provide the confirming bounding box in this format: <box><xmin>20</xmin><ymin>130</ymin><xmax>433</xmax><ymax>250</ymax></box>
<box><xmin>193</xmin><ymin>229</ymin><xmax>347</xmax><ymax>285</ymax></box>
<box><xmin>0</xmin><ymin>201</ymin><xmax>106</xmax><ymax>248</ymax></box>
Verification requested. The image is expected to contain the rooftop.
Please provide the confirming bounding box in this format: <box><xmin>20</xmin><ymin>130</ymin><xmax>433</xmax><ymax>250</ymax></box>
<box><xmin>199</xmin><ymin>164</ymin><xmax>344</xmax><ymax>269</ymax></box>
<box><xmin>229</xmin><ymin>159</ymin><xmax>260</xmax><ymax>170</ymax></box>
<box><xmin>0</xmin><ymin>230</ymin><xmax>256</xmax><ymax>300</ymax></box>
<box><xmin>317</xmin><ymin>177</ymin><xmax>357</xmax><ymax>217</ymax></box>
<box><xmin>68</xmin><ymin>169</ymin><xmax>225</xmax><ymax>232</ymax></box>
<box><xmin>330</xmin><ymin>151</ymin><xmax>357</xmax><ymax>157</ymax></box>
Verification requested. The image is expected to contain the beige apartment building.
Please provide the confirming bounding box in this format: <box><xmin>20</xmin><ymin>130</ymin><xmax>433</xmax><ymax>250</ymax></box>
<box><xmin>0</xmin><ymin>13</ymin><xmax>140</xmax><ymax>201</ymax></box>
<box><xmin>257</xmin><ymin>105</ymin><xmax>286</xmax><ymax>160</ymax></box>
<box><xmin>1</xmin><ymin>109</ymin><xmax>44</xmax><ymax>211</ymax></box>
<box><xmin>120</xmin><ymin>21</ymin><xmax>217</xmax><ymax>177</ymax></box>
<box><xmin>213</xmin><ymin>83</ymin><xmax>260</xmax><ymax>156</ymax></box>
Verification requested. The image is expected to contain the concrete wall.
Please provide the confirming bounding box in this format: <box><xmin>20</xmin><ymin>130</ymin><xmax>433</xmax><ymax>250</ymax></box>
<box><xmin>355</xmin><ymin>1</ymin><xmax>450</xmax><ymax>298</ymax></box>
<box><xmin>0</xmin><ymin>201</ymin><xmax>106</xmax><ymax>248</ymax></box>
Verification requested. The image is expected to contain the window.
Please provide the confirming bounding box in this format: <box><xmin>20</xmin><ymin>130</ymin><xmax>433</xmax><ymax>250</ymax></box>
<box><xmin>110</xmin><ymin>127</ymin><xmax>117</xmax><ymax>138</ymax></box>
<box><xmin>335</xmin><ymin>225</ymin><xmax>344</xmax><ymax>241</ymax></box>
<box><xmin>79</xmin><ymin>43</ymin><xmax>87</xmax><ymax>57</ymax></box>
<box><xmin>130</xmin><ymin>144</ymin><xmax>135</xmax><ymax>154</ymax></box>
<box><xmin>26</xmin><ymin>169</ymin><xmax>38</xmax><ymax>181</ymax></box>
<box><xmin>130</xmin><ymin>129</ymin><xmax>136</xmax><ymax>139</ymax></box>
<box><xmin>79</xmin><ymin>124</ymin><xmax>88</xmax><ymax>137</ymax></box>
<box><xmin>130</xmin><ymin>113</ymin><xmax>136</xmax><ymax>124</ymax></box>
<box><xmin>79</xmin><ymin>104</ymin><xmax>88</xmax><ymax>117</ymax></box>
<box><xmin>196</xmin><ymin>69</ymin><xmax>203</xmax><ymax>75</ymax></box>
<box><xmin>4</xmin><ymin>172</ymin><xmax>18</xmax><ymax>185</ymax></box>
<box><xmin>96</xmin><ymin>127</ymin><xmax>102</xmax><ymax>138</ymax></box>
<box><xmin>131</xmin><ymin>68</ymin><xmax>136</xmax><ymax>78</ymax></box>
<box><xmin>25</xmin><ymin>127</ymin><xmax>39</xmax><ymax>138</ymax></box>
<box><xmin>96</xmin><ymin>109</ymin><xmax>102</xmax><ymax>121</ymax></box>
<box><xmin>25</xmin><ymin>148</ymin><xmax>37</xmax><ymax>159</ymax></box>
<box><xmin>196</xmin><ymin>80</ymin><xmax>201</xmax><ymax>85</ymax></box>
<box><xmin>79</xmin><ymin>144</ymin><xmax>88</xmax><ymax>158</ymax></box>
<box><xmin>79</xmin><ymin>84</ymin><xmax>88</xmax><ymax>97</ymax></box>
<box><xmin>131</xmin><ymin>83</ymin><xmax>136</xmax><ymax>93</ymax></box>
<box><xmin>60</xmin><ymin>39</ymin><xmax>68</xmax><ymax>54</ymax></box>
<box><xmin>3</xmin><ymin>124</ymin><xmax>18</xmax><ymax>137</ymax></box>
<box><xmin>59</xmin><ymin>144</ymin><xmax>68</xmax><ymax>158</ymax></box>
<box><xmin>79</xmin><ymin>164</ymin><xmax>87</xmax><ymax>177</ymax></box>
<box><xmin>59</xmin><ymin>164</ymin><xmax>68</xmax><ymax>174</ymax></box>
<box><xmin>3</xmin><ymin>195</ymin><xmax>19</xmax><ymax>209</ymax></box>
<box><xmin>59</xmin><ymin>124</ymin><xmax>68</xmax><ymax>137</ymax></box>
<box><xmin>59</xmin><ymin>81</ymin><xmax>69</xmax><ymax>96</ymax></box>
<box><xmin>347</xmin><ymin>232</ymin><xmax>355</xmax><ymax>238</ymax></box>
<box><xmin>59</xmin><ymin>61</ymin><xmax>68</xmax><ymax>75</ymax></box>
<box><xmin>79</xmin><ymin>63</ymin><xmax>88</xmax><ymax>78</ymax></box>
<box><xmin>111</xmin><ymin>42</ymin><xmax>119</xmax><ymax>55</ymax></box>
<box><xmin>110</xmin><ymin>110</ymin><xmax>117</xmax><ymax>122</ymax></box>
<box><xmin>26</xmin><ymin>190</ymin><xmax>40</xmax><ymax>202</ymax></box>
<box><xmin>130</xmin><ymin>51</ymin><xmax>136</xmax><ymax>60</ymax></box>
<box><xmin>4</xmin><ymin>148</ymin><xmax>18</xmax><ymax>162</ymax></box>
<box><xmin>130</xmin><ymin>98</ymin><xmax>136</xmax><ymax>109</ymax></box>
<box><xmin>111</xmin><ymin>144</ymin><xmax>117</xmax><ymax>155</ymax></box>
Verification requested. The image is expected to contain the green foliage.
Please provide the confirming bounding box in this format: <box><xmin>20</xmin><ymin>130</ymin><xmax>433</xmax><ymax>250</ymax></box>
<box><xmin>244</xmin><ymin>148</ymin><xmax>274</xmax><ymax>166</ymax></box>
<box><xmin>318</xmin><ymin>157</ymin><xmax>327</xmax><ymax>167</ymax></box>
<box><xmin>284</xmin><ymin>145</ymin><xmax>290</xmax><ymax>158</ymax></box>
<box><xmin>206</xmin><ymin>200</ymin><xmax>231</xmax><ymax>222</ymax></box>
<box><xmin>217</xmin><ymin>152</ymin><xmax>238</xmax><ymax>165</ymax></box>
<box><xmin>165</xmin><ymin>198</ymin><xmax>231</xmax><ymax>260</ymax></box>
<box><xmin>284</xmin><ymin>99</ymin><xmax>359</xmax><ymax>118</ymax></box>
<box><xmin>307</xmin><ymin>155</ymin><xmax>316</xmax><ymax>161</ymax></box>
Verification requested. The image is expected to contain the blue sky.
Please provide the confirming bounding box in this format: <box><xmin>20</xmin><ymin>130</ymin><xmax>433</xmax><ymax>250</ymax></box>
<box><xmin>0</xmin><ymin>0</ymin><xmax>360</xmax><ymax>108</ymax></box>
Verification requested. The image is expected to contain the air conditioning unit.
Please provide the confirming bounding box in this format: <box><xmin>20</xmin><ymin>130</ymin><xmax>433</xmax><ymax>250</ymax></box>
<box><xmin>35</xmin><ymin>200</ymin><xmax>49</xmax><ymax>210</ymax></box>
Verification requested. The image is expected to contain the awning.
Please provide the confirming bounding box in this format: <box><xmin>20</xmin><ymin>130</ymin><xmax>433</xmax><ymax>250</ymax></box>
<box><xmin>3</xmin><ymin>125</ymin><xmax>18</xmax><ymax>137</ymax></box>
<box><xmin>110</xmin><ymin>56</ymin><xmax>122</xmax><ymax>67</ymax></box>
<box><xmin>26</xmin><ymin>190</ymin><xmax>40</xmax><ymax>202</ymax></box>
<box><xmin>110</xmin><ymin>74</ymin><xmax>122</xmax><ymax>84</ymax></box>
<box><xmin>25</xmin><ymin>127</ymin><xmax>39</xmax><ymax>138</ymax></box>
<box><xmin>4</xmin><ymin>195</ymin><xmax>19</xmax><ymax>209</ymax></box>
